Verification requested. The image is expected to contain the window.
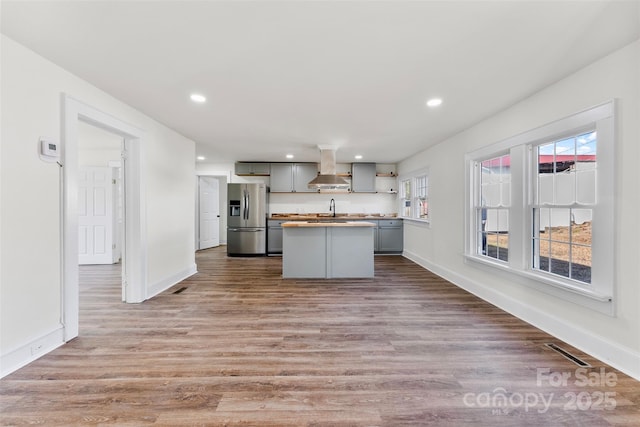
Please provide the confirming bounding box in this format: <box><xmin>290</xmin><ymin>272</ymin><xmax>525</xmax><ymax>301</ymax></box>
<box><xmin>414</xmin><ymin>174</ymin><xmax>429</xmax><ymax>220</ymax></box>
<box><xmin>464</xmin><ymin>101</ymin><xmax>615</xmax><ymax>314</ymax></box>
<box><xmin>399</xmin><ymin>171</ymin><xmax>429</xmax><ymax>222</ymax></box>
<box><xmin>476</xmin><ymin>154</ymin><xmax>510</xmax><ymax>262</ymax></box>
<box><xmin>532</xmin><ymin>131</ymin><xmax>596</xmax><ymax>284</ymax></box>
<box><xmin>400</xmin><ymin>178</ymin><xmax>411</xmax><ymax>217</ymax></box>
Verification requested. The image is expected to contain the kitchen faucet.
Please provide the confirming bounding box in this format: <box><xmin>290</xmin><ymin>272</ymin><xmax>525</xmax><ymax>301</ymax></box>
<box><xmin>329</xmin><ymin>198</ymin><xmax>336</xmax><ymax>217</ymax></box>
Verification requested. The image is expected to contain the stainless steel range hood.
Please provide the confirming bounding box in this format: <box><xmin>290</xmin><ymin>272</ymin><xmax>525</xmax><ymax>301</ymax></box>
<box><xmin>307</xmin><ymin>146</ymin><xmax>350</xmax><ymax>189</ymax></box>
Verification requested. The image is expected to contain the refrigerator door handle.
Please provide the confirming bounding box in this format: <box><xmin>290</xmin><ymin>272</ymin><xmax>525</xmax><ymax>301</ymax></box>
<box><xmin>243</xmin><ymin>190</ymin><xmax>249</xmax><ymax>220</ymax></box>
<box><xmin>245</xmin><ymin>191</ymin><xmax>250</xmax><ymax>220</ymax></box>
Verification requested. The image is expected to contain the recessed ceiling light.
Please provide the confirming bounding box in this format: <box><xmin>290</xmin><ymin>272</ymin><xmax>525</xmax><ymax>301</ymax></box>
<box><xmin>190</xmin><ymin>93</ymin><xmax>206</xmax><ymax>103</ymax></box>
<box><xmin>196</xmin><ymin>156</ymin><xmax>205</xmax><ymax>161</ymax></box>
<box><xmin>286</xmin><ymin>154</ymin><xmax>294</xmax><ymax>159</ymax></box>
<box><xmin>355</xmin><ymin>155</ymin><xmax>363</xmax><ymax>160</ymax></box>
<box><xmin>426</xmin><ymin>98</ymin><xmax>442</xmax><ymax>107</ymax></box>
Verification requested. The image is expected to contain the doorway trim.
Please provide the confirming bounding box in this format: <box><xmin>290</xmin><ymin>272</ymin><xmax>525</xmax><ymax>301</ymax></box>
<box><xmin>62</xmin><ymin>94</ymin><xmax>147</xmax><ymax>341</ymax></box>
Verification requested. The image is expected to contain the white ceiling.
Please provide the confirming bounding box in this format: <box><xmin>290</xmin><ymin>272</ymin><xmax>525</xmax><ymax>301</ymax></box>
<box><xmin>2</xmin><ymin>1</ymin><xmax>639</xmax><ymax>164</ymax></box>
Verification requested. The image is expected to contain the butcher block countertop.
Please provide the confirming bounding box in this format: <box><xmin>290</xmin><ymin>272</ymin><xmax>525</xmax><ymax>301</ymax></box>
<box><xmin>282</xmin><ymin>221</ymin><xmax>376</xmax><ymax>227</ymax></box>
<box><xmin>271</xmin><ymin>213</ymin><xmax>397</xmax><ymax>220</ymax></box>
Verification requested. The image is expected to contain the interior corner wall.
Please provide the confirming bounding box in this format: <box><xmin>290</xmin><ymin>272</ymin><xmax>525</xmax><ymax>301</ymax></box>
<box><xmin>398</xmin><ymin>39</ymin><xmax>640</xmax><ymax>379</ymax></box>
<box><xmin>0</xmin><ymin>35</ymin><xmax>196</xmax><ymax>376</ymax></box>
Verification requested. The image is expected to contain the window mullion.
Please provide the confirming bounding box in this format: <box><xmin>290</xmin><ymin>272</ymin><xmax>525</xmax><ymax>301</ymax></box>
<box><xmin>509</xmin><ymin>145</ymin><xmax>526</xmax><ymax>271</ymax></box>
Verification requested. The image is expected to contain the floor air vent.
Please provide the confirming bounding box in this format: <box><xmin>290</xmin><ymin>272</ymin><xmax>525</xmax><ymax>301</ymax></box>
<box><xmin>545</xmin><ymin>343</ymin><xmax>591</xmax><ymax>367</ymax></box>
<box><xmin>173</xmin><ymin>287</ymin><xmax>188</xmax><ymax>294</ymax></box>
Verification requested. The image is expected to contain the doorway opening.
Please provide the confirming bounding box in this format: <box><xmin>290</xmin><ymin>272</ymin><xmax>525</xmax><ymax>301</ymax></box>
<box><xmin>195</xmin><ymin>172</ymin><xmax>229</xmax><ymax>252</ymax></box>
<box><xmin>197</xmin><ymin>176</ymin><xmax>221</xmax><ymax>250</ymax></box>
<box><xmin>62</xmin><ymin>95</ymin><xmax>147</xmax><ymax>342</ymax></box>
<box><xmin>77</xmin><ymin>121</ymin><xmax>125</xmax><ymax>323</ymax></box>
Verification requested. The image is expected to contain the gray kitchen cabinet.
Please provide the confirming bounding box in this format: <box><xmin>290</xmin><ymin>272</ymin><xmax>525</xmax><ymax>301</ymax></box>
<box><xmin>269</xmin><ymin>163</ymin><xmax>294</xmax><ymax>192</ymax></box>
<box><xmin>372</xmin><ymin>221</ymin><xmax>380</xmax><ymax>252</ymax></box>
<box><xmin>283</xmin><ymin>224</ymin><xmax>375</xmax><ymax>278</ymax></box>
<box><xmin>351</xmin><ymin>162</ymin><xmax>377</xmax><ymax>192</ymax></box>
<box><xmin>270</xmin><ymin>217</ymin><xmax>402</xmax><ymax>254</ymax></box>
<box><xmin>267</xmin><ymin>220</ymin><xmax>285</xmax><ymax>254</ymax></box>
<box><xmin>293</xmin><ymin>163</ymin><xmax>319</xmax><ymax>192</ymax></box>
<box><xmin>377</xmin><ymin>219</ymin><xmax>403</xmax><ymax>253</ymax></box>
<box><xmin>235</xmin><ymin>162</ymin><xmax>270</xmax><ymax>176</ymax></box>
<box><xmin>269</xmin><ymin>163</ymin><xmax>318</xmax><ymax>192</ymax></box>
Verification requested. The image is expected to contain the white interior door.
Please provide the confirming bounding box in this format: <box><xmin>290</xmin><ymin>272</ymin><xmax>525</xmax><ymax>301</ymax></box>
<box><xmin>199</xmin><ymin>176</ymin><xmax>220</xmax><ymax>249</ymax></box>
<box><xmin>78</xmin><ymin>166</ymin><xmax>114</xmax><ymax>264</ymax></box>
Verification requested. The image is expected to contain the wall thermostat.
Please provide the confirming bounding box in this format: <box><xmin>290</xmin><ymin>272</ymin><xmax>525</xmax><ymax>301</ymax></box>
<box><xmin>39</xmin><ymin>137</ymin><xmax>60</xmax><ymax>162</ymax></box>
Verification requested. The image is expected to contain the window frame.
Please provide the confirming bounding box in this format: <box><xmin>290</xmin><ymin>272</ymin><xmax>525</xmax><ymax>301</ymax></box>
<box><xmin>474</xmin><ymin>153</ymin><xmax>511</xmax><ymax>263</ymax></box>
<box><xmin>413</xmin><ymin>174</ymin><xmax>429</xmax><ymax>221</ymax></box>
<box><xmin>399</xmin><ymin>169</ymin><xmax>430</xmax><ymax>224</ymax></box>
<box><xmin>399</xmin><ymin>178</ymin><xmax>412</xmax><ymax>219</ymax></box>
<box><xmin>530</xmin><ymin>130</ymin><xmax>597</xmax><ymax>285</ymax></box>
<box><xmin>464</xmin><ymin>101</ymin><xmax>615</xmax><ymax>315</ymax></box>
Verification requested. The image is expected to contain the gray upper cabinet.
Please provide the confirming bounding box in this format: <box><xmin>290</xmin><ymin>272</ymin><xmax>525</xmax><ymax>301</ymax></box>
<box><xmin>269</xmin><ymin>163</ymin><xmax>293</xmax><ymax>192</ymax></box>
<box><xmin>235</xmin><ymin>162</ymin><xmax>270</xmax><ymax>176</ymax></box>
<box><xmin>270</xmin><ymin>163</ymin><xmax>318</xmax><ymax>192</ymax></box>
<box><xmin>293</xmin><ymin>163</ymin><xmax>319</xmax><ymax>192</ymax></box>
<box><xmin>351</xmin><ymin>162</ymin><xmax>377</xmax><ymax>193</ymax></box>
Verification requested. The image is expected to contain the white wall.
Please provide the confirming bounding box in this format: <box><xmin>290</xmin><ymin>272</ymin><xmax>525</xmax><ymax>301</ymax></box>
<box><xmin>398</xmin><ymin>40</ymin><xmax>640</xmax><ymax>378</ymax></box>
<box><xmin>0</xmin><ymin>35</ymin><xmax>196</xmax><ymax>375</ymax></box>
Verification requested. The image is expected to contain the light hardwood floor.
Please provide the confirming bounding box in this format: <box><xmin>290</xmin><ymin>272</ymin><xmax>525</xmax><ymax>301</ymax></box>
<box><xmin>1</xmin><ymin>247</ymin><xmax>639</xmax><ymax>426</ymax></box>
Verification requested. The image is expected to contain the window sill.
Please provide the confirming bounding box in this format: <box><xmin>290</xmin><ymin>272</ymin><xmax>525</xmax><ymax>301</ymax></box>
<box><xmin>401</xmin><ymin>217</ymin><xmax>431</xmax><ymax>227</ymax></box>
<box><xmin>464</xmin><ymin>254</ymin><xmax>613</xmax><ymax>314</ymax></box>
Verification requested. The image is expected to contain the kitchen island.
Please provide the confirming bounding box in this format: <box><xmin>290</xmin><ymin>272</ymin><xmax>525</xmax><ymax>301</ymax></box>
<box><xmin>282</xmin><ymin>221</ymin><xmax>376</xmax><ymax>278</ymax></box>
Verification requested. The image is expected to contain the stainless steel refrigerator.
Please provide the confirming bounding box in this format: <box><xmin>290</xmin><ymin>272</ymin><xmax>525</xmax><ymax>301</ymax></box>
<box><xmin>227</xmin><ymin>183</ymin><xmax>268</xmax><ymax>256</ymax></box>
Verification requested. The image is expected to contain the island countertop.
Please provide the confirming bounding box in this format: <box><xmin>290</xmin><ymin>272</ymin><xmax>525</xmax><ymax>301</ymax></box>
<box><xmin>282</xmin><ymin>221</ymin><xmax>376</xmax><ymax>228</ymax></box>
<box><xmin>271</xmin><ymin>213</ymin><xmax>397</xmax><ymax>220</ymax></box>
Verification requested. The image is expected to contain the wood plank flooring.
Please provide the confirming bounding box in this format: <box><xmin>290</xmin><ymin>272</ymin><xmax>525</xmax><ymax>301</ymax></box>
<box><xmin>1</xmin><ymin>247</ymin><xmax>639</xmax><ymax>426</ymax></box>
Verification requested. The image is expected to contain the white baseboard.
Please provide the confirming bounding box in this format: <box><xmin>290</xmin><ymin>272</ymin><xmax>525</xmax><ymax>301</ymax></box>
<box><xmin>403</xmin><ymin>250</ymin><xmax>640</xmax><ymax>381</ymax></box>
<box><xmin>1</xmin><ymin>263</ymin><xmax>198</xmax><ymax>379</ymax></box>
<box><xmin>0</xmin><ymin>326</ymin><xmax>65</xmax><ymax>379</ymax></box>
<box><xmin>147</xmin><ymin>263</ymin><xmax>198</xmax><ymax>299</ymax></box>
